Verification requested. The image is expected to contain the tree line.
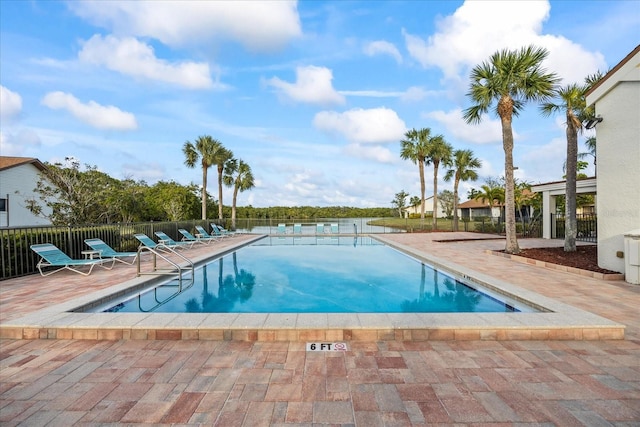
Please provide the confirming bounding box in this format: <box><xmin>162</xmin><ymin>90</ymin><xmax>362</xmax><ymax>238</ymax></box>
<box><xmin>26</xmin><ymin>157</ymin><xmax>394</xmax><ymax>225</ymax></box>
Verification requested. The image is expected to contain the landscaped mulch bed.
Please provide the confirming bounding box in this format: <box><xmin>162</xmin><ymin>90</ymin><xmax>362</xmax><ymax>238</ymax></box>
<box><xmin>510</xmin><ymin>245</ymin><xmax>619</xmax><ymax>274</ymax></box>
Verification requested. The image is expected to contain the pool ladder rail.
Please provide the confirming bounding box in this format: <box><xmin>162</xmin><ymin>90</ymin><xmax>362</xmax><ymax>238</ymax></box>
<box><xmin>136</xmin><ymin>243</ymin><xmax>194</xmax><ymax>289</ymax></box>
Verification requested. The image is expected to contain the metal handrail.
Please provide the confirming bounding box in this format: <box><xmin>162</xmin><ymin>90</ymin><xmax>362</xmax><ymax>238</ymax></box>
<box><xmin>136</xmin><ymin>244</ymin><xmax>194</xmax><ymax>288</ymax></box>
<box><xmin>137</xmin><ymin>277</ymin><xmax>195</xmax><ymax>313</ymax></box>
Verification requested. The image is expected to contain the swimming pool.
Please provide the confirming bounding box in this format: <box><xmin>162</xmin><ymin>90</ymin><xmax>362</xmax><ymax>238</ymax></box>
<box><xmin>89</xmin><ymin>236</ymin><xmax>536</xmax><ymax>314</ymax></box>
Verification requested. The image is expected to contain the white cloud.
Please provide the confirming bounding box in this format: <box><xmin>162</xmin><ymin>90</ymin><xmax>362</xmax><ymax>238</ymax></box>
<box><xmin>344</xmin><ymin>143</ymin><xmax>396</xmax><ymax>164</ymax></box>
<box><xmin>266</xmin><ymin>65</ymin><xmax>345</xmax><ymax>106</ymax></box>
<box><xmin>538</xmin><ymin>35</ymin><xmax>606</xmax><ymax>84</ymax></box>
<box><xmin>339</xmin><ymin>86</ymin><xmax>433</xmax><ymax>102</ymax></box>
<box><xmin>517</xmin><ymin>136</ymin><xmax>567</xmax><ymax>183</ymax></box>
<box><xmin>41</xmin><ymin>91</ymin><xmax>138</xmax><ymax>131</ymax></box>
<box><xmin>122</xmin><ymin>161</ymin><xmax>166</xmax><ymax>182</ymax></box>
<box><xmin>403</xmin><ymin>0</ymin><xmax>606</xmax><ymax>84</ymax></box>
<box><xmin>79</xmin><ymin>34</ymin><xmax>217</xmax><ymax>90</ymax></box>
<box><xmin>283</xmin><ymin>171</ymin><xmax>320</xmax><ymax>197</ymax></box>
<box><xmin>424</xmin><ymin>109</ymin><xmax>505</xmax><ymax>145</ymax></box>
<box><xmin>0</xmin><ymin>86</ymin><xmax>22</xmax><ymax>123</ymax></box>
<box><xmin>0</xmin><ymin>129</ymin><xmax>42</xmax><ymax>156</ymax></box>
<box><xmin>68</xmin><ymin>1</ymin><xmax>301</xmax><ymax>52</ymax></box>
<box><xmin>313</xmin><ymin>107</ymin><xmax>407</xmax><ymax>144</ymax></box>
<box><xmin>340</xmin><ymin>90</ymin><xmax>404</xmax><ymax>98</ymax></box>
<box><xmin>363</xmin><ymin>40</ymin><xmax>402</xmax><ymax>63</ymax></box>
<box><xmin>400</xmin><ymin>86</ymin><xmax>430</xmax><ymax>102</ymax></box>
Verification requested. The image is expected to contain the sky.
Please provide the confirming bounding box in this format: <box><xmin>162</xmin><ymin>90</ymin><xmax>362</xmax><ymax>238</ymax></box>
<box><xmin>1</xmin><ymin>1</ymin><xmax>638</xmax><ymax>209</ymax></box>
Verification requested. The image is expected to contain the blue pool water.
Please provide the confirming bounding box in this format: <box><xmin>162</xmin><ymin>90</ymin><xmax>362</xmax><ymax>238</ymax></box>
<box><xmin>94</xmin><ymin>237</ymin><xmax>532</xmax><ymax>314</ymax></box>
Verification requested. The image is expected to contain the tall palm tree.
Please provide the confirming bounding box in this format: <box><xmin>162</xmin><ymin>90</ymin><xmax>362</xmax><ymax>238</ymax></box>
<box><xmin>425</xmin><ymin>135</ymin><xmax>453</xmax><ymax>230</ymax></box>
<box><xmin>223</xmin><ymin>158</ymin><xmax>255</xmax><ymax>228</ymax></box>
<box><xmin>463</xmin><ymin>45</ymin><xmax>559</xmax><ymax>253</ymax></box>
<box><xmin>444</xmin><ymin>149</ymin><xmax>482</xmax><ymax>231</ymax></box>
<box><xmin>183</xmin><ymin>135</ymin><xmax>226</xmax><ymax>220</ymax></box>
<box><xmin>540</xmin><ymin>81</ymin><xmax>594</xmax><ymax>252</ymax></box>
<box><xmin>400</xmin><ymin>128</ymin><xmax>432</xmax><ymax>220</ymax></box>
<box><xmin>473</xmin><ymin>184</ymin><xmax>505</xmax><ymax>223</ymax></box>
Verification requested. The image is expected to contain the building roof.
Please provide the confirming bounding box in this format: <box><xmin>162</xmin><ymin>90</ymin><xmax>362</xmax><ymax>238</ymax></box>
<box><xmin>531</xmin><ymin>177</ymin><xmax>596</xmax><ymax>188</ymax></box>
<box><xmin>531</xmin><ymin>177</ymin><xmax>597</xmax><ymax>195</ymax></box>
<box><xmin>585</xmin><ymin>44</ymin><xmax>640</xmax><ymax>104</ymax></box>
<box><xmin>0</xmin><ymin>156</ymin><xmax>47</xmax><ymax>172</ymax></box>
<box><xmin>458</xmin><ymin>199</ymin><xmax>492</xmax><ymax>209</ymax></box>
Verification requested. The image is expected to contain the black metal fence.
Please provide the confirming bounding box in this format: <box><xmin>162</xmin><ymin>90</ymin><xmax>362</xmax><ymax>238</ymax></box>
<box><xmin>551</xmin><ymin>214</ymin><xmax>597</xmax><ymax>243</ymax></box>
<box><xmin>0</xmin><ymin>220</ymin><xmax>212</xmax><ymax>280</ymax></box>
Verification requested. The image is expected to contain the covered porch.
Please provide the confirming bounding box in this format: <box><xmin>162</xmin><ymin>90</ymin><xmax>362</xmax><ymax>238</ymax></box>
<box><xmin>531</xmin><ymin>177</ymin><xmax>597</xmax><ymax>239</ymax></box>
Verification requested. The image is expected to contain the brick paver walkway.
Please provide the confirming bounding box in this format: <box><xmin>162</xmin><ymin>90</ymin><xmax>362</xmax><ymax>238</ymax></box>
<box><xmin>1</xmin><ymin>233</ymin><xmax>639</xmax><ymax>425</ymax></box>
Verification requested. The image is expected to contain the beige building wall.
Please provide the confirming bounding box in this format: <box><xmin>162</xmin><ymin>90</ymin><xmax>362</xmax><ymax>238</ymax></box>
<box><xmin>586</xmin><ymin>47</ymin><xmax>640</xmax><ymax>273</ymax></box>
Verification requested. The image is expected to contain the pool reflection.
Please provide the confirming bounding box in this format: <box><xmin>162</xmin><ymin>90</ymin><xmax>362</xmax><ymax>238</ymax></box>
<box><xmin>185</xmin><ymin>253</ymin><xmax>256</xmax><ymax>313</ymax></box>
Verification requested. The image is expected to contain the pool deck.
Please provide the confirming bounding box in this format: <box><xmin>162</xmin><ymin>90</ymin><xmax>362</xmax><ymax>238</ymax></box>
<box><xmin>1</xmin><ymin>232</ymin><xmax>639</xmax><ymax>424</ymax></box>
<box><xmin>0</xmin><ymin>233</ymin><xmax>629</xmax><ymax>342</ymax></box>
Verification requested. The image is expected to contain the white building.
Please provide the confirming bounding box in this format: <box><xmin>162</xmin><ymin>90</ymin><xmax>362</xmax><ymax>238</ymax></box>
<box><xmin>403</xmin><ymin>195</ymin><xmax>448</xmax><ymax>218</ymax></box>
<box><xmin>0</xmin><ymin>157</ymin><xmax>52</xmax><ymax>227</ymax></box>
<box><xmin>585</xmin><ymin>45</ymin><xmax>640</xmax><ymax>275</ymax></box>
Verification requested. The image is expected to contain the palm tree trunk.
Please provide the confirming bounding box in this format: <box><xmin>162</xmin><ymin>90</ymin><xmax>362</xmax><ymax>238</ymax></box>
<box><xmin>217</xmin><ymin>165</ymin><xmax>224</xmax><ymax>220</ymax></box>
<box><xmin>419</xmin><ymin>161</ymin><xmax>425</xmax><ymax>220</ymax></box>
<box><xmin>201</xmin><ymin>167</ymin><xmax>208</xmax><ymax>220</ymax></box>
<box><xmin>232</xmin><ymin>184</ymin><xmax>239</xmax><ymax>229</ymax></box>
<box><xmin>564</xmin><ymin>122</ymin><xmax>578</xmax><ymax>252</ymax></box>
<box><xmin>432</xmin><ymin>161</ymin><xmax>439</xmax><ymax>230</ymax></box>
<box><xmin>501</xmin><ymin>115</ymin><xmax>520</xmax><ymax>254</ymax></box>
<box><xmin>453</xmin><ymin>177</ymin><xmax>460</xmax><ymax>231</ymax></box>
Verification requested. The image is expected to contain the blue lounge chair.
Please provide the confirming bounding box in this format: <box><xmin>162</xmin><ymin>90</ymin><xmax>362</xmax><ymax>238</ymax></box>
<box><xmin>84</xmin><ymin>238</ymin><xmax>138</xmax><ymax>265</ymax></box>
<box><xmin>134</xmin><ymin>233</ymin><xmax>183</xmax><ymax>253</ymax></box>
<box><xmin>195</xmin><ymin>225</ymin><xmax>223</xmax><ymax>241</ymax></box>
<box><xmin>30</xmin><ymin>243</ymin><xmax>115</xmax><ymax>276</ymax></box>
<box><xmin>217</xmin><ymin>223</ymin><xmax>237</xmax><ymax>236</ymax></box>
<box><xmin>178</xmin><ymin>228</ymin><xmax>216</xmax><ymax>244</ymax></box>
<box><xmin>277</xmin><ymin>223</ymin><xmax>287</xmax><ymax>234</ymax></box>
<box><xmin>330</xmin><ymin>223</ymin><xmax>339</xmax><ymax>234</ymax></box>
<box><xmin>293</xmin><ymin>223</ymin><xmax>302</xmax><ymax>234</ymax></box>
<box><xmin>316</xmin><ymin>224</ymin><xmax>325</xmax><ymax>234</ymax></box>
<box><xmin>211</xmin><ymin>223</ymin><xmax>235</xmax><ymax>237</ymax></box>
<box><xmin>154</xmin><ymin>231</ymin><xmax>195</xmax><ymax>249</ymax></box>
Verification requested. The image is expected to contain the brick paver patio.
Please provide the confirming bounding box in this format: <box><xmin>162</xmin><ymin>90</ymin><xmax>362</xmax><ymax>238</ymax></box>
<box><xmin>1</xmin><ymin>233</ymin><xmax>639</xmax><ymax>425</ymax></box>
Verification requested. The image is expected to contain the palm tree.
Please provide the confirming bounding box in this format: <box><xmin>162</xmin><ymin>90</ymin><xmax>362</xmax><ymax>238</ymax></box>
<box><xmin>473</xmin><ymin>184</ymin><xmax>505</xmax><ymax>223</ymax></box>
<box><xmin>425</xmin><ymin>135</ymin><xmax>453</xmax><ymax>230</ymax></box>
<box><xmin>183</xmin><ymin>135</ymin><xmax>224</xmax><ymax>220</ymax></box>
<box><xmin>463</xmin><ymin>45</ymin><xmax>559</xmax><ymax>254</ymax></box>
<box><xmin>580</xmin><ymin>136</ymin><xmax>597</xmax><ymax>175</ymax></box>
<box><xmin>223</xmin><ymin>158</ymin><xmax>255</xmax><ymax>228</ymax></box>
<box><xmin>409</xmin><ymin>196</ymin><xmax>421</xmax><ymax>215</ymax></box>
<box><xmin>400</xmin><ymin>128</ymin><xmax>432</xmax><ymax>220</ymax></box>
<box><xmin>444</xmin><ymin>149</ymin><xmax>482</xmax><ymax>231</ymax></box>
<box><xmin>182</xmin><ymin>139</ymin><xmax>233</xmax><ymax>221</ymax></box>
<box><xmin>540</xmin><ymin>82</ymin><xmax>593</xmax><ymax>252</ymax></box>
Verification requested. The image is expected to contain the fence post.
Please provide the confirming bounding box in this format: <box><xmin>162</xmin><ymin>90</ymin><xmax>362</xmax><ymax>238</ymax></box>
<box><xmin>67</xmin><ymin>224</ymin><xmax>73</xmax><ymax>256</ymax></box>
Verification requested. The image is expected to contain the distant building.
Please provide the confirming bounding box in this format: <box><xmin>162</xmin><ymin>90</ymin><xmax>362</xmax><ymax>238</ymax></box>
<box><xmin>0</xmin><ymin>156</ymin><xmax>52</xmax><ymax>227</ymax></box>
<box><xmin>403</xmin><ymin>196</ymin><xmax>447</xmax><ymax>218</ymax></box>
<box><xmin>457</xmin><ymin>199</ymin><xmax>501</xmax><ymax>220</ymax></box>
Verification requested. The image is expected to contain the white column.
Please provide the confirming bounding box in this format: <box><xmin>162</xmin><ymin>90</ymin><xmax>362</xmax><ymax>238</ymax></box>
<box><xmin>541</xmin><ymin>190</ymin><xmax>556</xmax><ymax>239</ymax></box>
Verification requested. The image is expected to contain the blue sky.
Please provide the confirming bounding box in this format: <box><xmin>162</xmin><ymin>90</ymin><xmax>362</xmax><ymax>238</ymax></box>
<box><xmin>1</xmin><ymin>1</ymin><xmax>638</xmax><ymax>208</ymax></box>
